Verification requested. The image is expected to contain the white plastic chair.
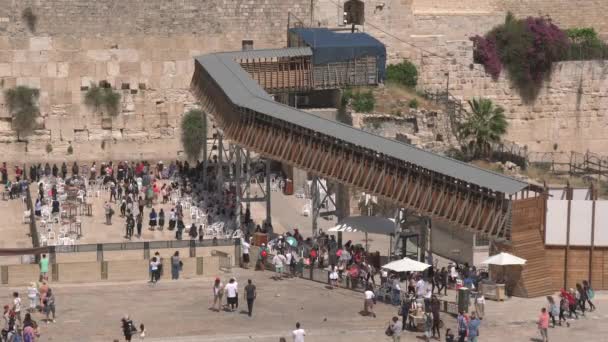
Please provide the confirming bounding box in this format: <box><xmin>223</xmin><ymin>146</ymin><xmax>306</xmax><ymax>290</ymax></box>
<box><xmin>301</xmin><ymin>203</ymin><xmax>311</xmax><ymax>217</ymax></box>
<box><xmin>22</xmin><ymin>210</ymin><xmax>31</xmax><ymax>224</ymax></box>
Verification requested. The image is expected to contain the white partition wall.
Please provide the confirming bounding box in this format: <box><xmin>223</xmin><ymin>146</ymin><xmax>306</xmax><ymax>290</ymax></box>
<box><xmin>595</xmin><ymin>201</ymin><xmax>608</xmax><ymax>246</ymax></box>
<box><xmin>545</xmin><ymin>199</ymin><xmax>608</xmax><ymax>246</ymax></box>
<box><xmin>546</xmin><ymin>200</ymin><xmax>568</xmax><ymax>245</ymax></box>
<box><xmin>569</xmin><ymin>200</ymin><xmax>593</xmax><ymax>246</ymax></box>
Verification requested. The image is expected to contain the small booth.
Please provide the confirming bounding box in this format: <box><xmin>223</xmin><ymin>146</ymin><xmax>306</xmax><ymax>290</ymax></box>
<box><xmin>480</xmin><ymin>252</ymin><xmax>526</xmax><ymax>301</ymax></box>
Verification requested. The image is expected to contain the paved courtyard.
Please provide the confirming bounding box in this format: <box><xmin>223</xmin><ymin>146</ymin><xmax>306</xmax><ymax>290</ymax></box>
<box><xmin>5</xmin><ymin>268</ymin><xmax>606</xmax><ymax>342</ymax></box>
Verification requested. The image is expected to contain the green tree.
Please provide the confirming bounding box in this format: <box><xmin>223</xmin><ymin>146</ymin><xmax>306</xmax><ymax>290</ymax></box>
<box><xmin>181</xmin><ymin>109</ymin><xmax>207</xmax><ymax>161</ymax></box>
<box><xmin>458</xmin><ymin>98</ymin><xmax>508</xmax><ymax>158</ymax></box>
<box><xmin>4</xmin><ymin>86</ymin><xmax>40</xmax><ymax>140</ymax></box>
<box><xmin>84</xmin><ymin>84</ymin><xmax>121</xmax><ymax>116</ymax></box>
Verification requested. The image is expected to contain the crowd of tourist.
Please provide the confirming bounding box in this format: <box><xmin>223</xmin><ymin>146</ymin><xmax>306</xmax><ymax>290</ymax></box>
<box><xmin>0</xmin><ymin>255</ymin><xmax>56</xmax><ymax>342</ymax></box>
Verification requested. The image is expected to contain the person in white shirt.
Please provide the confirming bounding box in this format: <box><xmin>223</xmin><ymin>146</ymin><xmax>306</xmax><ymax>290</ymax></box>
<box><xmin>273</xmin><ymin>254</ymin><xmax>287</xmax><ymax>279</ymax></box>
<box><xmin>475</xmin><ymin>293</ymin><xmax>486</xmax><ymax>318</ymax></box>
<box><xmin>364</xmin><ymin>286</ymin><xmax>376</xmax><ymax>317</ymax></box>
<box><xmin>26</xmin><ymin>282</ymin><xmax>39</xmax><ymax>313</ymax></box>
<box><xmin>292</xmin><ymin>322</ymin><xmax>306</xmax><ymax>342</ymax></box>
<box><xmin>242</xmin><ymin>239</ymin><xmax>251</xmax><ymax>268</ymax></box>
<box><xmin>12</xmin><ymin>292</ymin><xmax>21</xmax><ymax>324</ymax></box>
<box><xmin>415</xmin><ymin>277</ymin><xmax>426</xmax><ymax>298</ymax></box>
<box><xmin>329</xmin><ymin>265</ymin><xmax>339</xmax><ymax>289</ymax></box>
<box><xmin>224</xmin><ymin>278</ymin><xmax>238</xmax><ymax>312</ymax></box>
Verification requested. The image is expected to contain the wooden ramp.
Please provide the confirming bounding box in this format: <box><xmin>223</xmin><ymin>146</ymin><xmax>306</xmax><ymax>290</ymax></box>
<box><xmin>507</xmin><ymin>197</ymin><xmax>553</xmax><ymax>298</ymax></box>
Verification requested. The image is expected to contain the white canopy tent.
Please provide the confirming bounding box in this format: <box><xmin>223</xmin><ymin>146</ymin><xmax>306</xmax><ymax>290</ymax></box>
<box><xmin>327</xmin><ymin>216</ymin><xmax>398</xmax><ymax>252</ymax></box>
<box><xmin>381</xmin><ymin>257</ymin><xmax>430</xmax><ymax>273</ymax></box>
<box><xmin>481</xmin><ymin>252</ymin><xmax>526</xmax><ymax>266</ymax></box>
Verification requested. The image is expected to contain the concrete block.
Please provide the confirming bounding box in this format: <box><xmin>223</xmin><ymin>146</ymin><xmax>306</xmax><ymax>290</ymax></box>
<box><xmin>7</xmin><ymin>264</ymin><xmax>39</xmax><ymax>286</ymax></box>
<box><xmin>57</xmin><ymin>262</ymin><xmax>102</xmax><ymax>283</ymax></box>
<box><xmin>106</xmin><ymin>259</ymin><xmax>148</xmax><ymax>282</ymax></box>
<box><xmin>30</xmin><ymin>37</ymin><xmax>52</xmax><ymax>51</ymax></box>
<box><xmin>202</xmin><ymin>256</ymin><xmax>220</xmax><ymax>276</ymax></box>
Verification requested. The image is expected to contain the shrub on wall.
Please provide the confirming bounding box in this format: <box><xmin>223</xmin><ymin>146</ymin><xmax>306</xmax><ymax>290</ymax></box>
<box><xmin>4</xmin><ymin>86</ymin><xmax>40</xmax><ymax>140</ymax></box>
<box><xmin>562</xmin><ymin>27</ymin><xmax>608</xmax><ymax>60</ymax></box>
<box><xmin>22</xmin><ymin>7</ymin><xmax>37</xmax><ymax>33</ymax></box>
<box><xmin>342</xmin><ymin>88</ymin><xmax>375</xmax><ymax>113</ymax></box>
<box><xmin>471</xmin><ymin>13</ymin><xmax>570</xmax><ymax>101</ymax></box>
<box><xmin>181</xmin><ymin>109</ymin><xmax>207</xmax><ymax>161</ymax></box>
<box><xmin>84</xmin><ymin>84</ymin><xmax>121</xmax><ymax>116</ymax></box>
<box><xmin>386</xmin><ymin>60</ymin><xmax>418</xmax><ymax>88</ymax></box>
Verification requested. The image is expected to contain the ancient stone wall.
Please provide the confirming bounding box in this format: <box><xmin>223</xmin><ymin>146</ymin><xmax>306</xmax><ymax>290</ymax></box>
<box><xmin>314</xmin><ymin>0</ymin><xmax>608</xmax><ymax>155</ymax></box>
<box><xmin>0</xmin><ymin>0</ymin><xmax>310</xmax><ymax>163</ymax></box>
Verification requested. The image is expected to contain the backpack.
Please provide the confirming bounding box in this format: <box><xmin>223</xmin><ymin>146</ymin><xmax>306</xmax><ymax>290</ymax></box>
<box><xmin>587</xmin><ymin>288</ymin><xmax>595</xmax><ymax>300</ymax></box>
<box><xmin>261</xmin><ymin>250</ymin><xmax>267</xmax><ymax>258</ymax></box>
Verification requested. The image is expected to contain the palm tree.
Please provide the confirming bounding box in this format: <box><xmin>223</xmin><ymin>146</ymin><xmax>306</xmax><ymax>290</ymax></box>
<box><xmin>458</xmin><ymin>98</ymin><xmax>508</xmax><ymax>158</ymax></box>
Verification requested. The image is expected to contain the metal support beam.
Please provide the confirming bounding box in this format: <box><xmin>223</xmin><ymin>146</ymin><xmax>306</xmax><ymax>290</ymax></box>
<box><xmin>217</xmin><ymin>133</ymin><xmax>224</xmax><ymax>202</ymax></box>
<box><xmin>265</xmin><ymin>158</ymin><xmax>272</xmax><ymax>226</ymax></box>
<box><xmin>311</xmin><ymin>176</ymin><xmax>320</xmax><ymax>236</ymax></box>
<box><xmin>235</xmin><ymin>145</ymin><xmax>242</xmax><ymax>230</ymax></box>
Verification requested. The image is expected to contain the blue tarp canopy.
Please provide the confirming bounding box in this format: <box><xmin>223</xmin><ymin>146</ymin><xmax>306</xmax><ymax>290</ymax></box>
<box><xmin>289</xmin><ymin>28</ymin><xmax>386</xmax><ymax>80</ymax></box>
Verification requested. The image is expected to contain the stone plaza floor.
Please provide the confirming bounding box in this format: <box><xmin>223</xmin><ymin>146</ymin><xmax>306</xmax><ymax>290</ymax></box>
<box><xmin>6</xmin><ymin>268</ymin><xmax>606</xmax><ymax>342</ymax></box>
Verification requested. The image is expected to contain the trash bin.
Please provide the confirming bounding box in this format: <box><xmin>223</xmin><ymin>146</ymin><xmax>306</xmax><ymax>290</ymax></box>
<box><xmin>457</xmin><ymin>287</ymin><xmax>470</xmax><ymax>313</ymax></box>
<box><xmin>283</xmin><ymin>179</ymin><xmax>294</xmax><ymax>195</ymax></box>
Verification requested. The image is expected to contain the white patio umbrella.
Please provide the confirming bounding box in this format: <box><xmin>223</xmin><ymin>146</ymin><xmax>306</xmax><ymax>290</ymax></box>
<box><xmin>381</xmin><ymin>257</ymin><xmax>431</xmax><ymax>273</ymax></box>
<box><xmin>481</xmin><ymin>252</ymin><xmax>526</xmax><ymax>266</ymax></box>
<box><xmin>481</xmin><ymin>252</ymin><xmax>526</xmax><ymax>285</ymax></box>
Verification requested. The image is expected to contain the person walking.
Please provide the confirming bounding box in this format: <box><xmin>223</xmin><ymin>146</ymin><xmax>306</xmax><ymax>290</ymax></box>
<box><xmin>546</xmin><ymin>296</ymin><xmax>558</xmax><ymax>328</ymax></box>
<box><xmin>467</xmin><ymin>312</ymin><xmax>481</xmax><ymax>342</ymax></box>
<box><xmin>39</xmin><ymin>254</ymin><xmax>49</xmax><ymax>282</ymax></box>
<box><xmin>104</xmin><ymin>201</ymin><xmax>114</xmax><ymax>225</ymax></box>
<box><xmin>26</xmin><ymin>282</ymin><xmax>39</xmax><ymax>314</ymax></box>
<box><xmin>457</xmin><ymin>311</ymin><xmax>467</xmax><ymax>342</ymax></box>
<box><xmin>244</xmin><ymin>279</ymin><xmax>256</xmax><ymax>317</ymax></box>
<box><xmin>273</xmin><ymin>253</ymin><xmax>286</xmax><ymax>280</ymax></box>
<box><xmin>136</xmin><ymin>213</ymin><xmax>143</xmax><ymax>238</ymax></box>
<box><xmin>139</xmin><ymin>323</ymin><xmax>146</xmax><ymax>341</ymax></box>
<box><xmin>430</xmin><ymin>295</ymin><xmax>441</xmax><ymax>339</ymax></box>
<box><xmin>389</xmin><ymin>316</ymin><xmax>402</xmax><ymax>342</ymax></box>
<box><xmin>474</xmin><ymin>293</ymin><xmax>485</xmax><ymax>319</ymax></box>
<box><xmin>363</xmin><ymin>285</ymin><xmax>376</xmax><ymax>318</ymax></box>
<box><xmin>537</xmin><ymin>307</ymin><xmax>549</xmax><ymax>342</ymax></box>
<box><xmin>43</xmin><ymin>288</ymin><xmax>56</xmax><ymax>323</ymax></box>
<box><xmin>122</xmin><ymin>315</ymin><xmax>137</xmax><ymax>342</ymax></box>
<box><xmin>292</xmin><ymin>322</ymin><xmax>305</xmax><ymax>342</ymax></box>
<box><xmin>575</xmin><ymin>283</ymin><xmax>588</xmax><ymax>315</ymax></box>
<box><xmin>212</xmin><ymin>278</ymin><xmax>224</xmax><ymax>312</ymax></box>
<box><xmin>225</xmin><ymin>278</ymin><xmax>238</xmax><ymax>312</ymax></box>
<box><xmin>148</xmin><ymin>208</ymin><xmax>157</xmax><ymax>231</ymax></box>
<box><xmin>558</xmin><ymin>293</ymin><xmax>569</xmax><ymax>327</ymax></box>
<box><xmin>157</xmin><ymin>209</ymin><xmax>165</xmax><ymax>231</ymax></box>
<box><xmin>12</xmin><ymin>292</ymin><xmax>21</xmax><ymax>325</ymax></box>
<box><xmin>582</xmin><ymin>280</ymin><xmax>596</xmax><ymax>311</ymax></box>
<box><xmin>423</xmin><ymin>311</ymin><xmax>433</xmax><ymax>342</ymax></box>
<box><xmin>149</xmin><ymin>257</ymin><xmax>160</xmax><ymax>284</ymax></box>
<box><xmin>170</xmin><ymin>251</ymin><xmax>181</xmax><ymax>280</ymax></box>
<box><xmin>126</xmin><ymin>212</ymin><xmax>135</xmax><ymax>240</ymax></box>
<box><xmin>241</xmin><ymin>239</ymin><xmax>251</xmax><ymax>268</ymax></box>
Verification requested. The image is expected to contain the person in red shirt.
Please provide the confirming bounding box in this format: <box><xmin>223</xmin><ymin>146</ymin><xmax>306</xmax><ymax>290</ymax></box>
<box><xmin>537</xmin><ymin>307</ymin><xmax>549</xmax><ymax>342</ymax></box>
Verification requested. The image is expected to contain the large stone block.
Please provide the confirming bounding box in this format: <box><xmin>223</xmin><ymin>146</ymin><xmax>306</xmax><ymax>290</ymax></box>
<box><xmin>86</xmin><ymin>49</ymin><xmax>111</xmax><ymax>62</ymax></box>
<box><xmin>0</xmin><ymin>63</ymin><xmax>11</xmax><ymax>77</ymax></box>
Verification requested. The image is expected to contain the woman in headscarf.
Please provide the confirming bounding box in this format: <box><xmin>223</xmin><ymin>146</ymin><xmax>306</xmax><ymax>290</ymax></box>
<box><xmin>121</xmin><ymin>314</ymin><xmax>136</xmax><ymax>341</ymax></box>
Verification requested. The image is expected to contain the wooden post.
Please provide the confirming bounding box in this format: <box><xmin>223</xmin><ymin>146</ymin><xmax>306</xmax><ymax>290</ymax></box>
<box><xmin>563</xmin><ymin>182</ymin><xmax>572</xmax><ymax>289</ymax></box>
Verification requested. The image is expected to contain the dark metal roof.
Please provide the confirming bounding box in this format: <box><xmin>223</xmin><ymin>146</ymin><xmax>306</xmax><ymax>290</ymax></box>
<box><xmin>194</xmin><ymin>51</ymin><xmax>529</xmax><ymax>195</ymax></box>
<box><xmin>220</xmin><ymin>47</ymin><xmax>312</xmax><ymax>60</ymax></box>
